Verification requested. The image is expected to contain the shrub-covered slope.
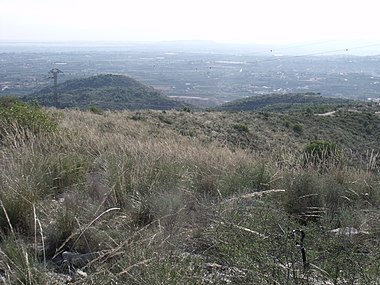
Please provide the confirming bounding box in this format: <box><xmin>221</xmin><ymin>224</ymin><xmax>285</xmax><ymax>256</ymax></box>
<box><xmin>0</xmin><ymin>101</ymin><xmax>379</xmax><ymax>284</ymax></box>
<box><xmin>136</xmin><ymin>105</ymin><xmax>380</xmax><ymax>162</ymax></box>
<box><xmin>217</xmin><ymin>92</ymin><xmax>353</xmax><ymax>112</ymax></box>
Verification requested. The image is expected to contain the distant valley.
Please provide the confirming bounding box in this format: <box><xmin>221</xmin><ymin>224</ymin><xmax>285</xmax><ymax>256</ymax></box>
<box><xmin>1</xmin><ymin>42</ymin><xmax>380</xmax><ymax>284</ymax></box>
<box><xmin>1</xmin><ymin>43</ymin><xmax>380</xmax><ymax>108</ymax></box>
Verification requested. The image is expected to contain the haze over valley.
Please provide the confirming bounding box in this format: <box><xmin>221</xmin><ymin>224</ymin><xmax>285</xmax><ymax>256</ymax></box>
<box><xmin>1</xmin><ymin>41</ymin><xmax>380</xmax><ymax>107</ymax></box>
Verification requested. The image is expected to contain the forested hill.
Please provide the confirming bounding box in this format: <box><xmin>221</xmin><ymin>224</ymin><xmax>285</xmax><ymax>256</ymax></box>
<box><xmin>25</xmin><ymin>74</ymin><xmax>185</xmax><ymax>110</ymax></box>
<box><xmin>217</xmin><ymin>93</ymin><xmax>353</xmax><ymax>112</ymax></box>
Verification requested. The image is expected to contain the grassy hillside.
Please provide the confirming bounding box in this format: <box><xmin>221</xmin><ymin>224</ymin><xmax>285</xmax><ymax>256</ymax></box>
<box><xmin>25</xmin><ymin>74</ymin><xmax>185</xmax><ymax>110</ymax></box>
<box><xmin>217</xmin><ymin>93</ymin><xmax>354</xmax><ymax>112</ymax></box>
<box><xmin>0</xmin><ymin>100</ymin><xmax>379</xmax><ymax>284</ymax></box>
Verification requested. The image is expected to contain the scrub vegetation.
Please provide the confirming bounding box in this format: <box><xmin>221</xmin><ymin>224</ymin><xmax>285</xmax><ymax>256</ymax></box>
<box><xmin>0</xmin><ymin>99</ymin><xmax>379</xmax><ymax>284</ymax></box>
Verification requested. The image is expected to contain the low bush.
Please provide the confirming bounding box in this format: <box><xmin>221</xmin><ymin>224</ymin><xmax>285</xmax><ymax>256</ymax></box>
<box><xmin>303</xmin><ymin>140</ymin><xmax>343</xmax><ymax>170</ymax></box>
<box><xmin>233</xmin><ymin>123</ymin><xmax>249</xmax><ymax>133</ymax></box>
<box><xmin>292</xmin><ymin>123</ymin><xmax>303</xmax><ymax>134</ymax></box>
<box><xmin>88</xmin><ymin>105</ymin><xmax>103</xmax><ymax>115</ymax></box>
<box><xmin>0</xmin><ymin>96</ymin><xmax>57</xmax><ymax>142</ymax></box>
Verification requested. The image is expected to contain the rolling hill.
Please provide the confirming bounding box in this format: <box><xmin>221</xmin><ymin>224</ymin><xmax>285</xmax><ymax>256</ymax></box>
<box><xmin>25</xmin><ymin>74</ymin><xmax>185</xmax><ymax>110</ymax></box>
<box><xmin>216</xmin><ymin>92</ymin><xmax>354</xmax><ymax>112</ymax></box>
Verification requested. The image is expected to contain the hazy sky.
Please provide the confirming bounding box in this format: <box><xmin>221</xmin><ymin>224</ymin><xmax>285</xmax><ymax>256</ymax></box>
<box><xmin>1</xmin><ymin>0</ymin><xmax>379</xmax><ymax>44</ymax></box>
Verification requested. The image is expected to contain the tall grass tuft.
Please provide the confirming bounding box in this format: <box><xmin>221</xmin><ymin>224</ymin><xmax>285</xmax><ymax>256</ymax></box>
<box><xmin>0</xmin><ymin>237</ymin><xmax>45</xmax><ymax>284</ymax></box>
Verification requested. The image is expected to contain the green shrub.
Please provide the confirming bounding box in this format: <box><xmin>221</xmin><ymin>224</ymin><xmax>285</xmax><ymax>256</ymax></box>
<box><xmin>88</xmin><ymin>105</ymin><xmax>103</xmax><ymax>115</ymax></box>
<box><xmin>233</xmin><ymin>124</ymin><xmax>249</xmax><ymax>133</ymax></box>
<box><xmin>304</xmin><ymin>140</ymin><xmax>341</xmax><ymax>166</ymax></box>
<box><xmin>0</xmin><ymin>97</ymin><xmax>57</xmax><ymax>141</ymax></box>
<box><xmin>292</xmin><ymin>123</ymin><xmax>303</xmax><ymax>134</ymax></box>
<box><xmin>304</xmin><ymin>140</ymin><xmax>338</xmax><ymax>157</ymax></box>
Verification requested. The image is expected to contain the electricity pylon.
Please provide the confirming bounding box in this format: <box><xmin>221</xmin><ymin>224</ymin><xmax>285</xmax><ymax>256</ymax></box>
<box><xmin>49</xmin><ymin>68</ymin><xmax>63</xmax><ymax>108</ymax></box>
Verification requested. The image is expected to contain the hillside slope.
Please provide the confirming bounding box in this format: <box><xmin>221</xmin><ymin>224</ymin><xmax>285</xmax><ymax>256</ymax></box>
<box><xmin>0</xmin><ymin>102</ymin><xmax>379</xmax><ymax>284</ymax></box>
<box><xmin>25</xmin><ymin>74</ymin><xmax>185</xmax><ymax>110</ymax></box>
<box><xmin>217</xmin><ymin>92</ymin><xmax>353</xmax><ymax>112</ymax></box>
<box><xmin>132</xmin><ymin>105</ymin><xmax>380</xmax><ymax>161</ymax></box>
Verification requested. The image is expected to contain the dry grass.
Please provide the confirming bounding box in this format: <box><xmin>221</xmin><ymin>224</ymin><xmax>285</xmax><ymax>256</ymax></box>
<box><xmin>0</xmin><ymin>108</ymin><xmax>378</xmax><ymax>284</ymax></box>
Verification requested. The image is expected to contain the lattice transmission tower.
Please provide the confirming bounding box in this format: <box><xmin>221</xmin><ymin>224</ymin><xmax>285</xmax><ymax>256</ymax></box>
<box><xmin>49</xmin><ymin>68</ymin><xmax>63</xmax><ymax>108</ymax></box>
